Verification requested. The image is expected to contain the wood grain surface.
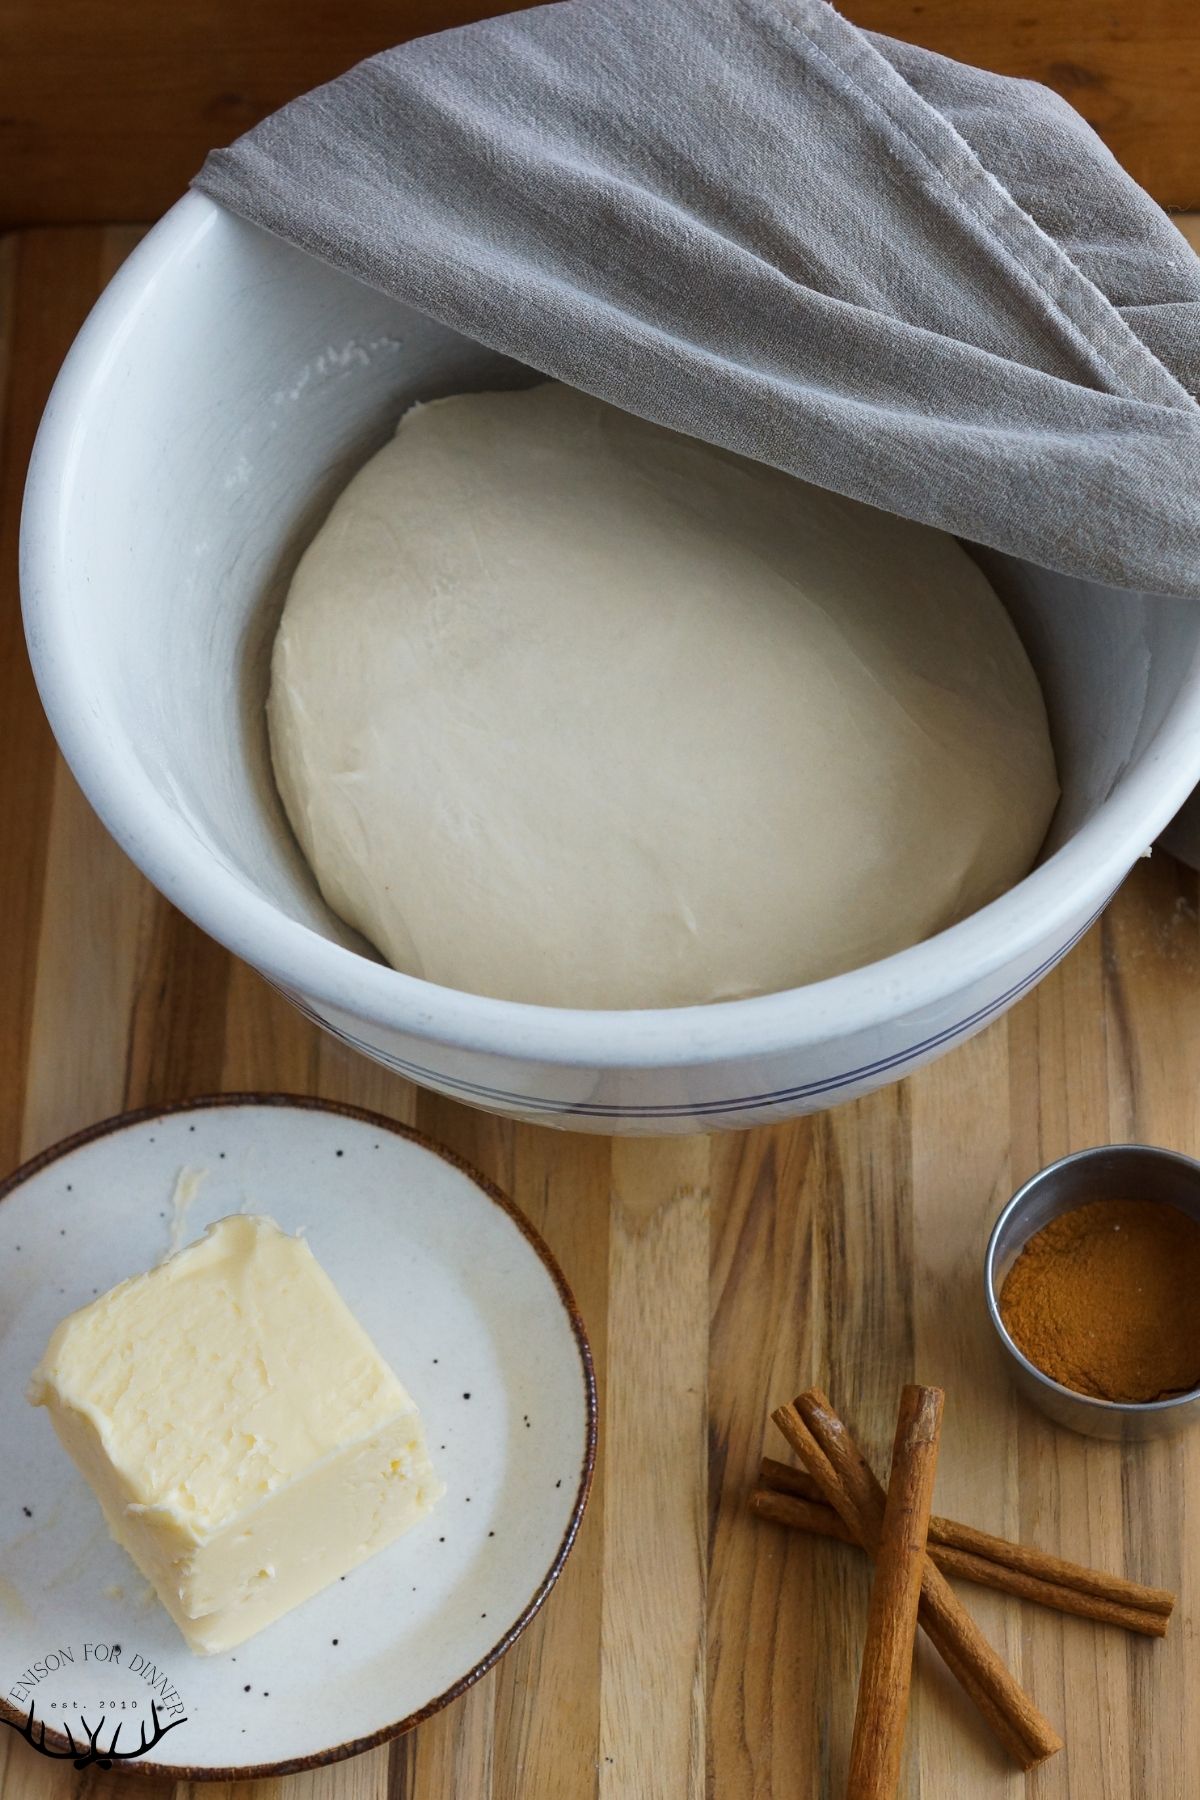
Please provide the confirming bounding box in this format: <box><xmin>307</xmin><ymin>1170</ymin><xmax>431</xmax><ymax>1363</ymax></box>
<box><xmin>3</xmin><ymin>0</ymin><xmax>1200</xmax><ymax>226</ymax></box>
<box><xmin>3</xmin><ymin>224</ymin><xmax>1200</xmax><ymax>1799</ymax></box>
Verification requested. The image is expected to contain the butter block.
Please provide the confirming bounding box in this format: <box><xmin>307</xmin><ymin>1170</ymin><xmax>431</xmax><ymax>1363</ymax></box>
<box><xmin>29</xmin><ymin>1214</ymin><xmax>442</xmax><ymax>1653</ymax></box>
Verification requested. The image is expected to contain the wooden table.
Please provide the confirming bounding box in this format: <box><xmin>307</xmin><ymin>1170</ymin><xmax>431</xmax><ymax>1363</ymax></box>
<box><xmin>3</xmin><ymin>222</ymin><xmax>1200</xmax><ymax>1800</ymax></box>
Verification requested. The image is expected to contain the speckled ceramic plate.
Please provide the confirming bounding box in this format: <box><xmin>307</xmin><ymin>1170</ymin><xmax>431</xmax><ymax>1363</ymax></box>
<box><xmin>0</xmin><ymin>1096</ymin><xmax>595</xmax><ymax>1778</ymax></box>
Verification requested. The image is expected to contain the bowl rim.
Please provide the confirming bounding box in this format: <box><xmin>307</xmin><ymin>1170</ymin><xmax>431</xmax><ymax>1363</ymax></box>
<box><xmin>21</xmin><ymin>190</ymin><xmax>1200</xmax><ymax>1072</ymax></box>
<box><xmin>984</xmin><ymin>1143</ymin><xmax>1200</xmax><ymax>1417</ymax></box>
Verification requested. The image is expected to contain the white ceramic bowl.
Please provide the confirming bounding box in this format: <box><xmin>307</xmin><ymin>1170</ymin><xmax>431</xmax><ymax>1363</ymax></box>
<box><xmin>21</xmin><ymin>192</ymin><xmax>1200</xmax><ymax>1133</ymax></box>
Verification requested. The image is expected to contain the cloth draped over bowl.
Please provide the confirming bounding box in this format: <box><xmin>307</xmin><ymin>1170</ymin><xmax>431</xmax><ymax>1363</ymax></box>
<box><xmin>194</xmin><ymin>0</ymin><xmax>1200</xmax><ymax>598</ymax></box>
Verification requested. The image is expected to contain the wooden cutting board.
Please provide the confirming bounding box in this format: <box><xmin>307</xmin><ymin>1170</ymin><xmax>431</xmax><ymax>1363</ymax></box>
<box><xmin>3</xmin><ymin>223</ymin><xmax>1200</xmax><ymax>1800</ymax></box>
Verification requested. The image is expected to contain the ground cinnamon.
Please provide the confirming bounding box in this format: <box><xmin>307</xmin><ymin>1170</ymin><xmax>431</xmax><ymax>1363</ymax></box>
<box><xmin>999</xmin><ymin>1198</ymin><xmax>1200</xmax><ymax>1403</ymax></box>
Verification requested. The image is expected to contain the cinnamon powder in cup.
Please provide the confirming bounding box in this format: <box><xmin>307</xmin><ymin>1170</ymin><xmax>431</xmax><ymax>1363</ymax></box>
<box><xmin>999</xmin><ymin>1198</ymin><xmax>1200</xmax><ymax>1404</ymax></box>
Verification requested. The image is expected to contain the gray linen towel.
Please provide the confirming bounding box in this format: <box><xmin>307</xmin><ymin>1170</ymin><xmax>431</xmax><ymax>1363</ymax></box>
<box><xmin>195</xmin><ymin>0</ymin><xmax>1200</xmax><ymax>596</ymax></box>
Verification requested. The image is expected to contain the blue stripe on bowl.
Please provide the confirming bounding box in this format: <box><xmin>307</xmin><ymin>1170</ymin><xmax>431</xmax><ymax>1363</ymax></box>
<box><xmin>275</xmin><ymin>899</ymin><xmax>1106</xmax><ymax>1120</ymax></box>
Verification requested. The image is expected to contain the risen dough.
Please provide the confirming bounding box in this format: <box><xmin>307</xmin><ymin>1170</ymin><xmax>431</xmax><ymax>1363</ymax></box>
<box><xmin>268</xmin><ymin>383</ymin><xmax>1058</xmax><ymax>1009</ymax></box>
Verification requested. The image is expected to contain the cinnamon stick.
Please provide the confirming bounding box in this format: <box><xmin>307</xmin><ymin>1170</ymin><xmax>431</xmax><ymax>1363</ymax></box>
<box><xmin>846</xmin><ymin>1386</ymin><xmax>943</xmax><ymax>1800</ymax></box>
<box><xmin>798</xmin><ymin>1390</ymin><xmax>1064</xmax><ymax>1769</ymax></box>
<box><xmin>750</xmin><ymin>1485</ymin><xmax>1170</xmax><ymax>1638</ymax></box>
<box><xmin>760</xmin><ymin>1456</ymin><xmax>1174</xmax><ymax>1622</ymax></box>
<box><xmin>772</xmin><ymin>1393</ymin><xmax>1063</xmax><ymax>1770</ymax></box>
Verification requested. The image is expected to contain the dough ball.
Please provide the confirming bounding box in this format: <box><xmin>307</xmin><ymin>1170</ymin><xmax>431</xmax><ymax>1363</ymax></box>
<box><xmin>268</xmin><ymin>383</ymin><xmax>1058</xmax><ymax>1009</ymax></box>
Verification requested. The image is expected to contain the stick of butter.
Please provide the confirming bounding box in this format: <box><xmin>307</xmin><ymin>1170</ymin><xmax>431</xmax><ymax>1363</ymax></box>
<box><xmin>29</xmin><ymin>1214</ymin><xmax>443</xmax><ymax>1654</ymax></box>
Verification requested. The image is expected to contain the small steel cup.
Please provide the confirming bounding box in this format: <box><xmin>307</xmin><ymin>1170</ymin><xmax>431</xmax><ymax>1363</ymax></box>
<box><xmin>985</xmin><ymin>1144</ymin><xmax>1200</xmax><ymax>1441</ymax></box>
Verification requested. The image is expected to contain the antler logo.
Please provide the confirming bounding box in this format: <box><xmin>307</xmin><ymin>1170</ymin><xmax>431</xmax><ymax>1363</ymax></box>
<box><xmin>2</xmin><ymin>1697</ymin><xmax>188</xmax><ymax>1770</ymax></box>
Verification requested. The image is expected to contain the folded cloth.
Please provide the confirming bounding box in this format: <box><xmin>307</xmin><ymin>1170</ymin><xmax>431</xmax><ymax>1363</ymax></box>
<box><xmin>195</xmin><ymin>0</ymin><xmax>1200</xmax><ymax>596</ymax></box>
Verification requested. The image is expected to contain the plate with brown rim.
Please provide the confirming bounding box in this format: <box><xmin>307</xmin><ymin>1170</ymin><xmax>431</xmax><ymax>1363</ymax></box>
<box><xmin>0</xmin><ymin>1095</ymin><xmax>596</xmax><ymax>1779</ymax></box>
